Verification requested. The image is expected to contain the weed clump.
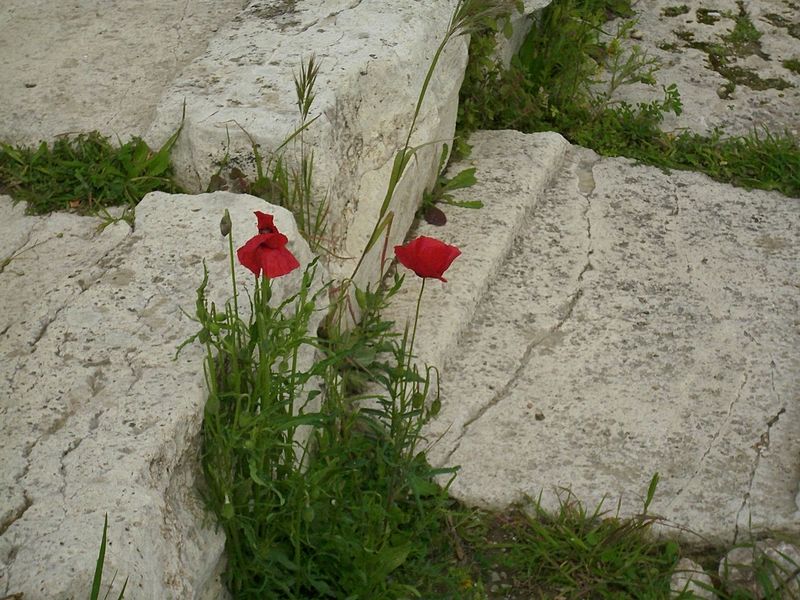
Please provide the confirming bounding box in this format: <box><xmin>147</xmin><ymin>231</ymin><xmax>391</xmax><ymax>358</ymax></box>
<box><xmin>0</xmin><ymin>129</ymin><xmax>182</xmax><ymax>215</ymax></box>
<box><xmin>456</xmin><ymin>0</ymin><xmax>800</xmax><ymax>197</ymax></box>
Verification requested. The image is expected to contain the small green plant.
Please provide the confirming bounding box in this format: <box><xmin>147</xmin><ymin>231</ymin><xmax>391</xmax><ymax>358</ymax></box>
<box><xmin>417</xmin><ymin>145</ymin><xmax>481</xmax><ymax>225</ymax></box>
<box><xmin>723</xmin><ymin>2</ymin><xmax>763</xmax><ymax>56</ymax></box>
<box><xmin>90</xmin><ymin>514</ymin><xmax>128</xmax><ymax>600</ymax></box>
<box><xmin>662</xmin><ymin>5</ymin><xmax>689</xmax><ymax>17</ymax></box>
<box><xmin>784</xmin><ymin>58</ymin><xmax>800</xmax><ymax>74</ymax></box>
<box><xmin>496</xmin><ymin>474</ymin><xmax>678</xmax><ymax>598</ymax></box>
<box><xmin>0</xmin><ymin>126</ymin><xmax>182</xmax><ymax>216</ymax></box>
<box><xmin>209</xmin><ymin>57</ymin><xmax>330</xmax><ymax>254</ymax></box>
<box><xmin>427</xmin><ymin>474</ymin><xmax>683</xmax><ymax>599</ymax></box>
<box><xmin>457</xmin><ymin>0</ymin><xmax>800</xmax><ymax>197</ymax></box>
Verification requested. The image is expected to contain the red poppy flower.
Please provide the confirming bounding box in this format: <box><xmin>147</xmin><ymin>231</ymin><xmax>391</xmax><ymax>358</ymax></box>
<box><xmin>394</xmin><ymin>236</ymin><xmax>461</xmax><ymax>282</ymax></box>
<box><xmin>255</xmin><ymin>211</ymin><xmax>278</xmax><ymax>234</ymax></box>
<box><xmin>237</xmin><ymin>212</ymin><xmax>300</xmax><ymax>278</ymax></box>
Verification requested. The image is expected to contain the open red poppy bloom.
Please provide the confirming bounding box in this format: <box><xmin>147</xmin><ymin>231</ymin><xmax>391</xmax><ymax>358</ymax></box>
<box><xmin>237</xmin><ymin>212</ymin><xmax>300</xmax><ymax>278</ymax></box>
<box><xmin>394</xmin><ymin>236</ymin><xmax>461</xmax><ymax>282</ymax></box>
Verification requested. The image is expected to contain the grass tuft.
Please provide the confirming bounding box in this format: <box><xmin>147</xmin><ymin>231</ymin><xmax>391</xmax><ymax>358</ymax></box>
<box><xmin>456</xmin><ymin>0</ymin><xmax>800</xmax><ymax>197</ymax></box>
<box><xmin>0</xmin><ymin>128</ymin><xmax>182</xmax><ymax>215</ymax></box>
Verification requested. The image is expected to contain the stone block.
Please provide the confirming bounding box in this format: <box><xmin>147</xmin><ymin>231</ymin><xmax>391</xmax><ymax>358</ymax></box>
<box><xmin>720</xmin><ymin>541</ymin><xmax>800</xmax><ymax>599</ymax></box>
<box><xmin>145</xmin><ymin>0</ymin><xmax>471</xmax><ymax>291</ymax></box>
<box><xmin>671</xmin><ymin>558</ymin><xmax>716</xmax><ymax>599</ymax></box>
<box><xmin>0</xmin><ymin>192</ymin><xmax>325</xmax><ymax>599</ymax></box>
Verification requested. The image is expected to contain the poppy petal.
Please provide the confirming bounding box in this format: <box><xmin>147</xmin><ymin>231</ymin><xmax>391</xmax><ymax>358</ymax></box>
<box><xmin>255</xmin><ymin>211</ymin><xmax>278</xmax><ymax>234</ymax></box>
<box><xmin>260</xmin><ymin>246</ymin><xmax>301</xmax><ymax>278</ymax></box>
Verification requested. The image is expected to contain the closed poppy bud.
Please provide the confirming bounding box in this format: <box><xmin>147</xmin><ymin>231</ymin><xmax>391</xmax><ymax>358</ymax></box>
<box><xmin>220</xmin><ymin>210</ymin><xmax>232</xmax><ymax>237</ymax></box>
<box><xmin>394</xmin><ymin>236</ymin><xmax>461</xmax><ymax>282</ymax></box>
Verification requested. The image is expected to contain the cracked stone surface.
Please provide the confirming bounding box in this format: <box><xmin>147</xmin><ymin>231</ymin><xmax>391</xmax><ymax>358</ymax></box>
<box><xmin>419</xmin><ymin>141</ymin><xmax>799</xmax><ymax>546</ymax></box>
<box><xmin>0</xmin><ymin>0</ymin><xmax>248</xmax><ymax>144</ymax></box>
<box><xmin>0</xmin><ymin>192</ymin><xmax>325</xmax><ymax>599</ymax></box>
<box><xmin>602</xmin><ymin>0</ymin><xmax>800</xmax><ymax>137</ymax></box>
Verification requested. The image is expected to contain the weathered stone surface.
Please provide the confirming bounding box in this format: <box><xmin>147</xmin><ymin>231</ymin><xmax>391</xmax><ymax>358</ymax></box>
<box><xmin>0</xmin><ymin>193</ymin><xmax>324</xmax><ymax>599</ymax></box>
<box><xmin>382</xmin><ymin>129</ymin><xmax>568</xmax><ymax>371</ymax></box>
<box><xmin>0</xmin><ymin>0</ymin><xmax>493</xmax><ymax>296</ymax></box>
<box><xmin>601</xmin><ymin>0</ymin><xmax>800</xmax><ymax>137</ymax></box>
<box><xmin>720</xmin><ymin>540</ymin><xmax>800</xmax><ymax>599</ymax></box>
<box><xmin>145</xmin><ymin>0</ymin><xmax>471</xmax><ymax>290</ymax></box>
<box><xmin>0</xmin><ymin>0</ymin><xmax>247</xmax><ymax>144</ymax></box>
<box><xmin>421</xmin><ymin>140</ymin><xmax>799</xmax><ymax>545</ymax></box>
<box><xmin>671</xmin><ymin>557</ymin><xmax>716</xmax><ymax>599</ymax></box>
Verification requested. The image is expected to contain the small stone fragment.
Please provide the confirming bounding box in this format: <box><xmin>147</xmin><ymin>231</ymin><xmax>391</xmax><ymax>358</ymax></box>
<box><xmin>670</xmin><ymin>557</ymin><xmax>716</xmax><ymax>599</ymax></box>
<box><xmin>719</xmin><ymin>540</ymin><xmax>800</xmax><ymax>599</ymax></box>
<box><xmin>630</xmin><ymin>29</ymin><xmax>644</xmax><ymax>40</ymax></box>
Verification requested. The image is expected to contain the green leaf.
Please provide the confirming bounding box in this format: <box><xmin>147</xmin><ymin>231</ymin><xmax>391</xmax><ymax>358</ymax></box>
<box><xmin>374</xmin><ymin>542</ymin><xmax>411</xmax><ymax>579</ymax></box>
<box><xmin>441</xmin><ymin>199</ymin><xmax>484</xmax><ymax>209</ymax></box>
<box><xmin>503</xmin><ymin>19</ymin><xmax>514</xmax><ymax>40</ymax></box>
<box><xmin>204</xmin><ymin>392</ymin><xmax>220</xmax><ymax>417</ymax></box>
<box><xmin>408</xmin><ymin>473</ymin><xmax>441</xmax><ymax>498</ymax></box>
<box><xmin>90</xmin><ymin>514</ymin><xmax>109</xmax><ymax>600</ymax></box>
<box><xmin>442</xmin><ymin>167</ymin><xmax>477</xmax><ymax>191</ymax></box>
<box><xmin>267</xmin><ymin>547</ymin><xmax>299</xmax><ymax>572</ymax></box>
<box><xmin>643</xmin><ymin>472</ymin><xmax>659</xmax><ymax>513</ymax></box>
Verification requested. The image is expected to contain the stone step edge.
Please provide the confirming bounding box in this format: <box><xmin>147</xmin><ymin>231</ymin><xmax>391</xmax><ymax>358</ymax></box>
<box><xmin>379</xmin><ymin>129</ymin><xmax>570</xmax><ymax>375</ymax></box>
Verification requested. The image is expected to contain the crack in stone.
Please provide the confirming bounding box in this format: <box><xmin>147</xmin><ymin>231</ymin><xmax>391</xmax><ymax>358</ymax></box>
<box><xmin>173</xmin><ymin>0</ymin><xmax>190</xmax><ymax>63</ymax></box>
<box><xmin>442</xmin><ymin>162</ymin><xmax>595</xmax><ymax>464</ymax></box>
<box><xmin>30</xmin><ymin>306</ymin><xmax>66</xmax><ymax>348</ymax></box>
<box><xmin>62</xmin><ymin>437</ymin><xmax>83</xmax><ymax>460</ymax></box>
<box><xmin>28</xmin><ymin>236</ymin><xmax>126</xmax><ymax>350</ymax></box>
<box><xmin>294</xmin><ymin>0</ymin><xmax>363</xmax><ymax>34</ymax></box>
<box><xmin>126</xmin><ymin>361</ymin><xmax>144</xmax><ymax>395</ymax></box>
<box><xmin>669</xmin><ymin>373</ymin><xmax>748</xmax><ymax>506</ymax></box>
<box><xmin>0</xmin><ymin>491</ymin><xmax>32</xmax><ymax>537</ymax></box>
<box><xmin>734</xmin><ymin>402</ymin><xmax>787</xmax><ymax>544</ymax></box>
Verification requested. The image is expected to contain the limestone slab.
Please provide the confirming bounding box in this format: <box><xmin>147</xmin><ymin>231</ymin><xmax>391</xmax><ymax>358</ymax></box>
<box><xmin>0</xmin><ymin>192</ymin><xmax>324</xmax><ymax>599</ymax></box>
<box><xmin>600</xmin><ymin>0</ymin><xmax>800</xmax><ymax>137</ymax></box>
<box><xmin>145</xmin><ymin>0</ymin><xmax>471</xmax><ymax>290</ymax></box>
<box><xmin>0</xmin><ymin>0</ymin><xmax>247</xmax><ymax>145</ymax></box>
<box><xmin>425</xmin><ymin>143</ymin><xmax>800</xmax><ymax>546</ymax></box>
<box><xmin>382</xmin><ymin>129</ymin><xmax>568</xmax><ymax>371</ymax></box>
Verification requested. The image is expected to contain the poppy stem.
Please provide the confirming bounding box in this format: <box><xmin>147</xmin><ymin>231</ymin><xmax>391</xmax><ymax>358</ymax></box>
<box><xmin>227</xmin><ymin>220</ymin><xmax>239</xmax><ymax>331</ymax></box>
<box><xmin>407</xmin><ymin>278</ymin><xmax>426</xmax><ymax>375</ymax></box>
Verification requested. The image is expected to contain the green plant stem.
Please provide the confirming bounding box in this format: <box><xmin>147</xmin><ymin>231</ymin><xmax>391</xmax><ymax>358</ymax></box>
<box><xmin>407</xmin><ymin>278</ymin><xmax>426</xmax><ymax>378</ymax></box>
<box><xmin>228</xmin><ymin>229</ymin><xmax>239</xmax><ymax>331</ymax></box>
